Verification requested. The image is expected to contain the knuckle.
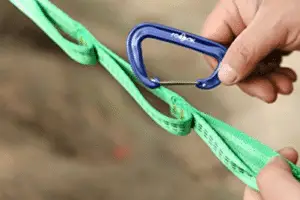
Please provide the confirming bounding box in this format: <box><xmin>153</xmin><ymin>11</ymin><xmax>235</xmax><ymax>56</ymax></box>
<box><xmin>235</xmin><ymin>41</ymin><xmax>253</xmax><ymax>66</ymax></box>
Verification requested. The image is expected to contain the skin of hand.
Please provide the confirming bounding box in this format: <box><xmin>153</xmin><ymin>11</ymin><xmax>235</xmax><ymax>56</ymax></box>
<box><xmin>244</xmin><ymin>147</ymin><xmax>300</xmax><ymax>200</ymax></box>
<box><xmin>201</xmin><ymin>0</ymin><xmax>300</xmax><ymax>103</ymax></box>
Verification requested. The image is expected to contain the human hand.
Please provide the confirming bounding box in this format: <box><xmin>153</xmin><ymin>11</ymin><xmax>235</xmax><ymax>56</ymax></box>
<box><xmin>201</xmin><ymin>0</ymin><xmax>300</xmax><ymax>103</ymax></box>
<box><xmin>244</xmin><ymin>147</ymin><xmax>300</xmax><ymax>200</ymax></box>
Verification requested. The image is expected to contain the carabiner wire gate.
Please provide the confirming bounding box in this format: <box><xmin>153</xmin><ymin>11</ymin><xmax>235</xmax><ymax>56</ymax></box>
<box><xmin>151</xmin><ymin>78</ymin><xmax>197</xmax><ymax>86</ymax></box>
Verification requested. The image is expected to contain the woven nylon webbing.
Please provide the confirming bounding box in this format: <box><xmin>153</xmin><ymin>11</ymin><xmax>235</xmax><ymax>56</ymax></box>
<box><xmin>9</xmin><ymin>0</ymin><xmax>300</xmax><ymax>191</ymax></box>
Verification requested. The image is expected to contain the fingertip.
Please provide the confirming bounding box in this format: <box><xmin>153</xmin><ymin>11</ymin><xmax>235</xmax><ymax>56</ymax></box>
<box><xmin>263</xmin><ymin>92</ymin><xmax>278</xmax><ymax>104</ymax></box>
<box><xmin>275</xmin><ymin>67</ymin><xmax>297</xmax><ymax>82</ymax></box>
<box><xmin>238</xmin><ymin>78</ymin><xmax>277</xmax><ymax>103</ymax></box>
<box><xmin>267</xmin><ymin>72</ymin><xmax>294</xmax><ymax>95</ymax></box>
<box><xmin>218</xmin><ymin>63</ymin><xmax>238</xmax><ymax>85</ymax></box>
<box><xmin>280</xmin><ymin>83</ymin><xmax>294</xmax><ymax>95</ymax></box>
<box><xmin>203</xmin><ymin>55</ymin><xmax>218</xmax><ymax>70</ymax></box>
<box><xmin>278</xmin><ymin>147</ymin><xmax>299</xmax><ymax>164</ymax></box>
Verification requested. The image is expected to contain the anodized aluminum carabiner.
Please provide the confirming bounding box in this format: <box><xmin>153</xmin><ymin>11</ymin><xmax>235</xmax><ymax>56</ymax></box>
<box><xmin>126</xmin><ymin>22</ymin><xmax>227</xmax><ymax>90</ymax></box>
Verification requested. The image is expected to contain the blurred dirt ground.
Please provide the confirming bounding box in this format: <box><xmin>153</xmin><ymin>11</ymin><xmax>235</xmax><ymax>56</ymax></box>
<box><xmin>0</xmin><ymin>0</ymin><xmax>299</xmax><ymax>200</ymax></box>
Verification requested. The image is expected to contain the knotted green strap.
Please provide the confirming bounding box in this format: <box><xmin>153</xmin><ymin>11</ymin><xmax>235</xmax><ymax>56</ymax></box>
<box><xmin>10</xmin><ymin>0</ymin><xmax>300</xmax><ymax>191</ymax></box>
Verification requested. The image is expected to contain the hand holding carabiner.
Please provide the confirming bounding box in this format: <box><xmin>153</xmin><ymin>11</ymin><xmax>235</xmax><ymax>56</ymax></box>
<box><xmin>202</xmin><ymin>0</ymin><xmax>299</xmax><ymax>103</ymax></box>
<box><xmin>127</xmin><ymin>23</ymin><xmax>227</xmax><ymax>90</ymax></box>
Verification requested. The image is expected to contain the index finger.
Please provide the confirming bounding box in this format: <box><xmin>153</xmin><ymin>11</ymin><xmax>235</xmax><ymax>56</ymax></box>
<box><xmin>201</xmin><ymin>1</ymin><xmax>235</xmax><ymax>44</ymax></box>
<box><xmin>201</xmin><ymin>1</ymin><xmax>236</xmax><ymax>68</ymax></box>
<box><xmin>201</xmin><ymin>0</ymin><xmax>245</xmax><ymax>68</ymax></box>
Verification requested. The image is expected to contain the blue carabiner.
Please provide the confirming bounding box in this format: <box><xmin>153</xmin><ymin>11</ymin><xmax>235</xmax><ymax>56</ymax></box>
<box><xmin>126</xmin><ymin>22</ymin><xmax>227</xmax><ymax>90</ymax></box>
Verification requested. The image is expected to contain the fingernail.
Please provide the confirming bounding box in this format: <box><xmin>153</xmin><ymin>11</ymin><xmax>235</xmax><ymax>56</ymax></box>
<box><xmin>269</xmin><ymin>156</ymin><xmax>291</xmax><ymax>172</ymax></box>
<box><xmin>218</xmin><ymin>64</ymin><xmax>238</xmax><ymax>85</ymax></box>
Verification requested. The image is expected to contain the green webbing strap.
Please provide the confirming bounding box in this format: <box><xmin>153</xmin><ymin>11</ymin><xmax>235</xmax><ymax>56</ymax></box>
<box><xmin>9</xmin><ymin>0</ymin><xmax>300</xmax><ymax>191</ymax></box>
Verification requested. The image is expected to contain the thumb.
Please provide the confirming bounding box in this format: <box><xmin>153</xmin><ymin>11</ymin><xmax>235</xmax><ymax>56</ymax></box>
<box><xmin>218</xmin><ymin>10</ymin><xmax>284</xmax><ymax>85</ymax></box>
<box><xmin>257</xmin><ymin>156</ymin><xmax>300</xmax><ymax>200</ymax></box>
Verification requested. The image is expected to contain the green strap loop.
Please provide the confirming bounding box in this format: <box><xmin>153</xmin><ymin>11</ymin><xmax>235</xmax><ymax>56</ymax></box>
<box><xmin>9</xmin><ymin>0</ymin><xmax>300</xmax><ymax>191</ymax></box>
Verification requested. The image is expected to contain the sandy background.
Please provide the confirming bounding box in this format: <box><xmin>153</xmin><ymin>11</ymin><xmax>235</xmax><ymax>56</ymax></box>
<box><xmin>0</xmin><ymin>0</ymin><xmax>299</xmax><ymax>199</ymax></box>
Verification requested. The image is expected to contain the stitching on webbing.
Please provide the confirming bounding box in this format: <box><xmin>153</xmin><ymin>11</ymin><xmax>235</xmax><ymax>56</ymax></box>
<box><xmin>196</xmin><ymin>122</ymin><xmax>253</xmax><ymax>178</ymax></box>
<box><xmin>146</xmin><ymin>106</ymin><xmax>191</xmax><ymax>135</ymax></box>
